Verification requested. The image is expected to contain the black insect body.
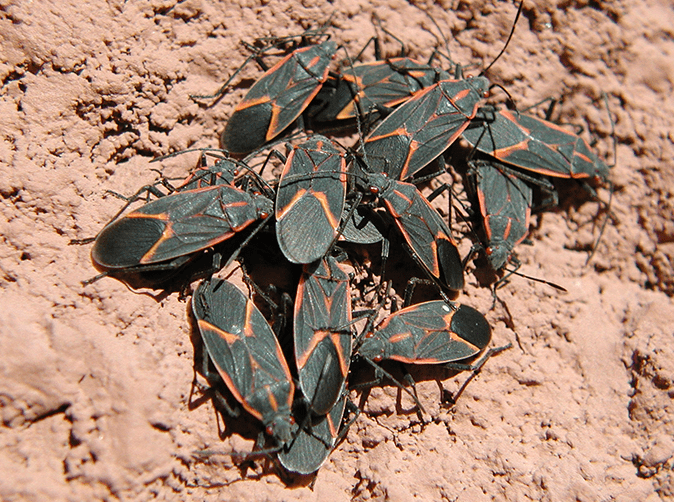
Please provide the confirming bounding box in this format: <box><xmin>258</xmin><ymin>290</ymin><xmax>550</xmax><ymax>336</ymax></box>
<box><xmin>192</xmin><ymin>278</ymin><xmax>295</xmax><ymax>447</ymax></box>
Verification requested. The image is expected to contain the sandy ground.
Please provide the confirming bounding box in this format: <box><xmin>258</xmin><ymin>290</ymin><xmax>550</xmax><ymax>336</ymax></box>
<box><xmin>2</xmin><ymin>0</ymin><xmax>674</xmax><ymax>500</ymax></box>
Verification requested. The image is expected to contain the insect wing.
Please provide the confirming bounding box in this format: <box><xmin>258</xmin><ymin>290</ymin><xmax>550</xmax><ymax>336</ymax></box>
<box><xmin>339</xmin><ymin>202</ymin><xmax>385</xmax><ymax>245</ymax></box>
<box><xmin>516</xmin><ymin>113</ymin><xmax>610</xmax><ymax>181</ymax></box>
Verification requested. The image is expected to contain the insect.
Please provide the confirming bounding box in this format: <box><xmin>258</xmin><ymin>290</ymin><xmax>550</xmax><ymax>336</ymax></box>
<box><xmin>192</xmin><ymin>278</ymin><xmax>295</xmax><ymax>447</ymax></box>
<box><xmin>357</xmin><ymin>300</ymin><xmax>491</xmax><ymax>365</ymax></box>
<box><xmin>462</xmin><ymin>102</ymin><xmax>613</xmax><ymax>266</ymax></box>
<box><xmin>307</xmin><ymin>57</ymin><xmax>450</xmax><ymax>125</ymax></box>
<box><xmin>89</xmin><ymin>183</ymin><xmax>273</xmax><ymax>285</ymax></box>
<box><xmin>353</xmin><ymin>295</ymin><xmax>506</xmax><ymax>412</ymax></box>
<box><xmin>219</xmin><ymin>40</ymin><xmax>338</xmax><ymax>155</ymax></box>
<box><xmin>275</xmin><ymin>135</ymin><xmax>348</xmax><ymax>264</ymax></box>
<box><xmin>468</xmin><ymin>159</ymin><xmax>534</xmax><ymax>271</ymax></box>
<box><xmin>277</xmin><ymin>142</ymin><xmax>464</xmax><ymax>292</ymax></box>
<box><xmin>358</xmin><ymin>0</ymin><xmax>524</xmax><ymax>182</ymax></box>
<box><xmin>462</xmin><ymin>107</ymin><xmax>610</xmax><ymax>184</ymax></box>
<box><xmin>294</xmin><ymin>256</ymin><xmax>352</xmax><ymax>416</ymax></box>
<box><xmin>360</xmin><ymin>169</ymin><xmax>465</xmax><ymax>293</ymax></box>
<box><xmin>306</xmin><ymin>12</ymin><xmax>453</xmax><ymax>127</ymax></box>
<box><xmin>360</xmin><ymin>75</ymin><xmax>489</xmax><ymax>181</ymax></box>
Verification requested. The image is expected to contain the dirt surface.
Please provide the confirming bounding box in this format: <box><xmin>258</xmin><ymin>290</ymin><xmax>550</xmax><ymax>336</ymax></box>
<box><xmin>2</xmin><ymin>0</ymin><xmax>674</xmax><ymax>500</ymax></box>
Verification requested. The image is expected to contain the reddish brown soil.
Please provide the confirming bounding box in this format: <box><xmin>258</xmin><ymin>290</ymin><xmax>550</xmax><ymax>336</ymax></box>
<box><xmin>1</xmin><ymin>0</ymin><xmax>673</xmax><ymax>500</ymax></box>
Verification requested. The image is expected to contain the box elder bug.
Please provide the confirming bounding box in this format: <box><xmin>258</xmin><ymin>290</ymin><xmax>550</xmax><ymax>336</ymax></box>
<box><xmin>275</xmin><ymin>134</ymin><xmax>348</xmax><ymax>264</ymax></box>
<box><xmin>274</xmin><ymin>136</ymin><xmax>465</xmax><ymax>292</ymax></box>
<box><xmin>192</xmin><ymin>277</ymin><xmax>295</xmax><ymax>447</ymax></box>
<box><xmin>306</xmin><ymin>13</ymin><xmax>452</xmax><ymax>127</ymax></box>
<box><xmin>357</xmin><ymin>168</ymin><xmax>465</xmax><ymax>293</ymax></box>
<box><xmin>356</xmin><ymin>300</ymin><xmax>491</xmax><ymax>365</ymax></box>
<box><xmin>353</xmin><ymin>295</ymin><xmax>506</xmax><ymax>412</ymax></box>
<box><xmin>462</xmin><ymin>158</ymin><xmax>567</xmax><ymax>297</ymax></box>
<box><xmin>358</xmin><ymin>0</ymin><xmax>524</xmax><ymax>181</ymax></box>
<box><xmin>89</xmin><ymin>183</ymin><xmax>273</xmax><ymax>285</ymax></box>
<box><xmin>360</xmin><ymin>75</ymin><xmax>489</xmax><ymax>181</ymax></box>
<box><xmin>294</xmin><ymin>255</ymin><xmax>352</xmax><ymax>416</ymax></box>
<box><xmin>468</xmin><ymin>159</ymin><xmax>534</xmax><ymax>271</ymax></box>
<box><xmin>280</xmin><ymin>139</ymin><xmax>464</xmax><ymax>292</ymax></box>
<box><xmin>462</xmin><ymin>103</ymin><xmax>613</xmax><ymax>266</ymax></box>
<box><xmin>307</xmin><ymin>57</ymin><xmax>450</xmax><ymax>125</ymax></box>
<box><xmin>219</xmin><ymin>40</ymin><xmax>338</xmax><ymax>155</ymax></box>
<box><xmin>462</xmin><ymin>107</ymin><xmax>610</xmax><ymax>184</ymax></box>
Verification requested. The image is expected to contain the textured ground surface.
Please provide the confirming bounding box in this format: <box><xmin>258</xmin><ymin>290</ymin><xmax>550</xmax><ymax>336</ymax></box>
<box><xmin>1</xmin><ymin>0</ymin><xmax>674</xmax><ymax>500</ymax></box>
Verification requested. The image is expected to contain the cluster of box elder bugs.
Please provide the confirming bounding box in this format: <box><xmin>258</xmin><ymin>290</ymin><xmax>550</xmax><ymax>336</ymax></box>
<box><xmin>76</xmin><ymin>1</ymin><xmax>613</xmax><ymax>479</ymax></box>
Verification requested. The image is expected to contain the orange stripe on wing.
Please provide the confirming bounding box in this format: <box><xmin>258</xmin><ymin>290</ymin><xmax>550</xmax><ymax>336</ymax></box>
<box><xmin>197</xmin><ymin>319</ymin><xmax>241</xmax><ymax>345</ymax></box>
<box><xmin>493</xmin><ymin>138</ymin><xmax>531</xmax><ymax>160</ymax></box>
<box><xmin>500</xmin><ymin>109</ymin><xmax>531</xmax><ymax>135</ymax></box>
<box><xmin>276</xmin><ymin>188</ymin><xmax>308</xmax><ymax>220</ymax></box>
<box><xmin>243</xmin><ymin>300</ymin><xmax>257</xmax><ymax>338</ymax></box>
<box><xmin>266</xmin><ymin>66</ymin><xmax>331</xmax><ymax>140</ymax></box>
<box><xmin>296</xmin><ymin>330</ymin><xmax>330</xmax><ymax>369</ymax></box>
<box><xmin>235</xmin><ymin>93</ymin><xmax>272</xmax><ymax>112</ymax></box>
<box><xmin>313</xmin><ymin>191</ymin><xmax>340</xmax><ymax>230</ymax></box>
<box><xmin>330</xmin><ymin>332</ymin><xmax>350</xmax><ymax>377</ymax></box>
<box><xmin>199</xmin><ymin>321</ymin><xmax>264</xmax><ymax>421</ymax></box>
<box><xmin>366</xmin><ymin>125</ymin><xmax>410</xmax><ymax>143</ymax></box>
<box><xmin>265</xmin><ymin>385</ymin><xmax>279</xmax><ymax>413</ymax></box>
<box><xmin>388</xmin><ymin>332</ymin><xmax>412</xmax><ymax>344</ymax></box>
<box><xmin>448</xmin><ymin>330</ymin><xmax>481</xmax><ymax>352</ymax></box>
<box><xmin>139</xmin><ymin>221</ymin><xmax>175</xmax><ymax>264</ymax></box>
